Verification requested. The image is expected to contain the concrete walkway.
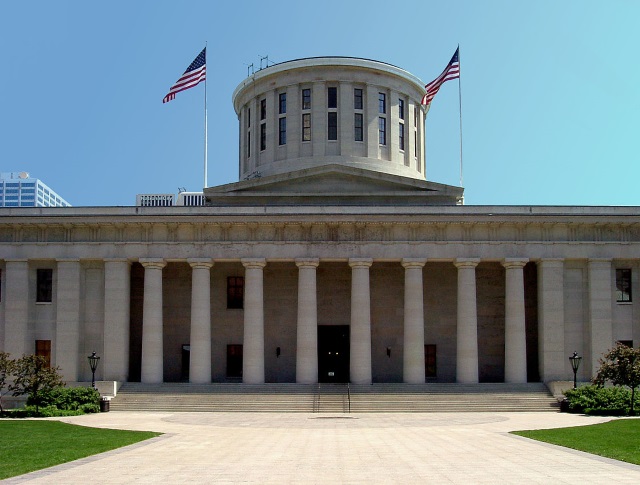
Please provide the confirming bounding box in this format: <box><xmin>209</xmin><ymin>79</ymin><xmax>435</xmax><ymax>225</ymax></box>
<box><xmin>4</xmin><ymin>412</ymin><xmax>640</xmax><ymax>484</ymax></box>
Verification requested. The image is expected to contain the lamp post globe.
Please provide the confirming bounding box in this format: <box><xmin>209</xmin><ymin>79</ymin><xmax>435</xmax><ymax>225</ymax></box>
<box><xmin>88</xmin><ymin>351</ymin><xmax>100</xmax><ymax>389</ymax></box>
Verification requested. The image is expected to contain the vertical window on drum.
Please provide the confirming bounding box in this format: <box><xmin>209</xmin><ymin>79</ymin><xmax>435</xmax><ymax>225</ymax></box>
<box><xmin>399</xmin><ymin>123</ymin><xmax>405</xmax><ymax>151</ymax></box>
<box><xmin>327</xmin><ymin>112</ymin><xmax>337</xmax><ymax>140</ymax></box>
<box><xmin>399</xmin><ymin>99</ymin><xmax>405</xmax><ymax>120</ymax></box>
<box><xmin>227</xmin><ymin>276</ymin><xmax>244</xmax><ymax>309</ymax></box>
<box><xmin>327</xmin><ymin>87</ymin><xmax>337</xmax><ymax>109</ymax></box>
<box><xmin>260</xmin><ymin>99</ymin><xmax>266</xmax><ymax>120</ymax></box>
<box><xmin>279</xmin><ymin>93</ymin><xmax>287</xmax><ymax>114</ymax></box>
<box><xmin>247</xmin><ymin>131</ymin><xmax>251</xmax><ymax>157</ymax></box>
<box><xmin>378</xmin><ymin>117</ymin><xmax>386</xmax><ymax>145</ymax></box>
<box><xmin>354</xmin><ymin>88</ymin><xmax>363</xmax><ymax>109</ymax></box>
<box><xmin>616</xmin><ymin>269</ymin><xmax>632</xmax><ymax>302</ymax></box>
<box><xmin>36</xmin><ymin>268</ymin><xmax>53</xmax><ymax>303</ymax></box>
<box><xmin>279</xmin><ymin>117</ymin><xmax>287</xmax><ymax>145</ymax></box>
<box><xmin>354</xmin><ymin>113</ymin><xmax>363</xmax><ymax>142</ymax></box>
<box><xmin>302</xmin><ymin>113</ymin><xmax>311</xmax><ymax>141</ymax></box>
<box><xmin>302</xmin><ymin>89</ymin><xmax>311</xmax><ymax>110</ymax></box>
<box><xmin>378</xmin><ymin>93</ymin><xmax>386</xmax><ymax>114</ymax></box>
<box><xmin>260</xmin><ymin>123</ymin><xmax>266</xmax><ymax>151</ymax></box>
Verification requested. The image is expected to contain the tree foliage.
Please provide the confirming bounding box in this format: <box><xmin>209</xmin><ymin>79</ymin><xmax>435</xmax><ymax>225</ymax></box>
<box><xmin>593</xmin><ymin>343</ymin><xmax>640</xmax><ymax>414</ymax></box>
<box><xmin>10</xmin><ymin>355</ymin><xmax>64</xmax><ymax>413</ymax></box>
<box><xmin>0</xmin><ymin>352</ymin><xmax>17</xmax><ymax>413</ymax></box>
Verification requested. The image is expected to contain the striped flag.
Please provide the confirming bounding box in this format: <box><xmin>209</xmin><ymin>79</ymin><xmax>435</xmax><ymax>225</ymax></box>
<box><xmin>163</xmin><ymin>47</ymin><xmax>206</xmax><ymax>104</ymax></box>
<box><xmin>421</xmin><ymin>47</ymin><xmax>460</xmax><ymax>106</ymax></box>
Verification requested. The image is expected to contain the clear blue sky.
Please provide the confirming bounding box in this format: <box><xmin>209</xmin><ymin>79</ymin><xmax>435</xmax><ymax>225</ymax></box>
<box><xmin>1</xmin><ymin>0</ymin><xmax>638</xmax><ymax>207</ymax></box>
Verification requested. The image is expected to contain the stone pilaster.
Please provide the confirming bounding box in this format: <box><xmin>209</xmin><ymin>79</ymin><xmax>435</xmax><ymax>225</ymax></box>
<box><xmin>454</xmin><ymin>258</ymin><xmax>480</xmax><ymax>383</ymax></box>
<box><xmin>502</xmin><ymin>258</ymin><xmax>528</xmax><ymax>383</ymax></box>
<box><xmin>140</xmin><ymin>258</ymin><xmax>166</xmax><ymax>384</ymax></box>
<box><xmin>103</xmin><ymin>259</ymin><xmax>131</xmax><ymax>382</ymax></box>
<box><xmin>295</xmin><ymin>258</ymin><xmax>319</xmax><ymax>384</ymax></box>
<box><xmin>188</xmin><ymin>258</ymin><xmax>213</xmax><ymax>384</ymax></box>
<box><xmin>587</xmin><ymin>259</ymin><xmax>614</xmax><ymax>377</ymax></box>
<box><xmin>4</xmin><ymin>260</ymin><xmax>29</xmax><ymax>357</ymax></box>
<box><xmin>402</xmin><ymin>258</ymin><xmax>426</xmax><ymax>384</ymax></box>
<box><xmin>537</xmin><ymin>259</ymin><xmax>565</xmax><ymax>382</ymax></box>
<box><xmin>349</xmin><ymin>258</ymin><xmax>373</xmax><ymax>384</ymax></box>
<box><xmin>55</xmin><ymin>259</ymin><xmax>81</xmax><ymax>381</ymax></box>
<box><xmin>242</xmin><ymin>258</ymin><xmax>266</xmax><ymax>384</ymax></box>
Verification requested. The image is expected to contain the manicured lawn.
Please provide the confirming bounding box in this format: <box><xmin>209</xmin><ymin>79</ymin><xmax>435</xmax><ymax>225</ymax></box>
<box><xmin>512</xmin><ymin>419</ymin><xmax>640</xmax><ymax>465</ymax></box>
<box><xmin>0</xmin><ymin>420</ymin><xmax>161</xmax><ymax>479</ymax></box>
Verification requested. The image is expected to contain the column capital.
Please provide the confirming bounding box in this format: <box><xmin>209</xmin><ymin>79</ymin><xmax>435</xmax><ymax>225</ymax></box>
<box><xmin>187</xmin><ymin>258</ymin><xmax>214</xmax><ymax>269</ymax></box>
<box><xmin>501</xmin><ymin>258</ymin><xmax>528</xmax><ymax>269</ymax></box>
<box><xmin>241</xmin><ymin>258</ymin><xmax>266</xmax><ymax>269</ymax></box>
<box><xmin>104</xmin><ymin>258</ymin><xmax>131</xmax><ymax>264</ymax></box>
<box><xmin>139</xmin><ymin>258</ymin><xmax>166</xmax><ymax>270</ymax></box>
<box><xmin>295</xmin><ymin>258</ymin><xmax>320</xmax><ymax>268</ymax></box>
<box><xmin>454</xmin><ymin>258</ymin><xmax>480</xmax><ymax>269</ymax></box>
<box><xmin>349</xmin><ymin>258</ymin><xmax>373</xmax><ymax>268</ymax></box>
<box><xmin>401</xmin><ymin>258</ymin><xmax>427</xmax><ymax>269</ymax></box>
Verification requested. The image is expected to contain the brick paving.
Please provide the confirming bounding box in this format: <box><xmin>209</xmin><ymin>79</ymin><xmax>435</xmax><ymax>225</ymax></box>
<box><xmin>4</xmin><ymin>412</ymin><xmax>640</xmax><ymax>484</ymax></box>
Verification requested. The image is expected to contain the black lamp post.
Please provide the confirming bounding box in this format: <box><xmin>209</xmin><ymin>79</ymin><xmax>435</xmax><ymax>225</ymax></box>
<box><xmin>88</xmin><ymin>351</ymin><xmax>100</xmax><ymax>389</ymax></box>
<box><xmin>569</xmin><ymin>351</ymin><xmax>582</xmax><ymax>389</ymax></box>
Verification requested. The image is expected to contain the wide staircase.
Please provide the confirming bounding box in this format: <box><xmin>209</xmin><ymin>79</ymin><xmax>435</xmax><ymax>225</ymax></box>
<box><xmin>110</xmin><ymin>382</ymin><xmax>559</xmax><ymax>413</ymax></box>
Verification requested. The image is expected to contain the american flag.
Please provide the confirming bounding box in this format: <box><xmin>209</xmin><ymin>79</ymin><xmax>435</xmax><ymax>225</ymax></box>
<box><xmin>421</xmin><ymin>47</ymin><xmax>460</xmax><ymax>106</ymax></box>
<box><xmin>163</xmin><ymin>47</ymin><xmax>206</xmax><ymax>103</ymax></box>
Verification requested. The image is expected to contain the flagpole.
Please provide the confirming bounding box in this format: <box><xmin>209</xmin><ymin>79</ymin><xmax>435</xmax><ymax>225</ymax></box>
<box><xmin>458</xmin><ymin>45</ymin><xmax>463</xmax><ymax>189</ymax></box>
<box><xmin>204</xmin><ymin>43</ymin><xmax>208</xmax><ymax>189</ymax></box>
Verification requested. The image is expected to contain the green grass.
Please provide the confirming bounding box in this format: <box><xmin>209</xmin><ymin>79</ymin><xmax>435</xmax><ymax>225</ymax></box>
<box><xmin>512</xmin><ymin>419</ymin><xmax>640</xmax><ymax>465</ymax></box>
<box><xmin>0</xmin><ymin>421</ymin><xmax>161</xmax><ymax>479</ymax></box>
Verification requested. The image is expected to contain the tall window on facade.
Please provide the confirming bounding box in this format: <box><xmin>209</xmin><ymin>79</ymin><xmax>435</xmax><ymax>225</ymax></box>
<box><xmin>302</xmin><ymin>88</ymin><xmax>311</xmax><ymax>110</ymax></box>
<box><xmin>354</xmin><ymin>113</ymin><xmax>363</xmax><ymax>142</ymax></box>
<box><xmin>279</xmin><ymin>93</ymin><xmax>286</xmax><ymax>114</ymax></box>
<box><xmin>399</xmin><ymin>123</ymin><xmax>405</xmax><ymax>151</ymax></box>
<box><xmin>246</xmin><ymin>108</ymin><xmax>251</xmax><ymax>158</ymax></box>
<box><xmin>354</xmin><ymin>88</ymin><xmax>363</xmax><ymax>110</ymax></box>
<box><xmin>302</xmin><ymin>113</ymin><xmax>311</xmax><ymax>141</ymax></box>
<box><xmin>378</xmin><ymin>93</ymin><xmax>386</xmax><ymax>114</ymax></box>
<box><xmin>327</xmin><ymin>112</ymin><xmax>337</xmax><ymax>141</ymax></box>
<box><xmin>616</xmin><ymin>269</ymin><xmax>632</xmax><ymax>302</ymax></box>
<box><xmin>398</xmin><ymin>99</ymin><xmax>405</xmax><ymax>120</ymax></box>
<box><xmin>36</xmin><ymin>268</ymin><xmax>53</xmax><ymax>303</ymax></box>
<box><xmin>35</xmin><ymin>340</ymin><xmax>51</xmax><ymax>367</ymax></box>
<box><xmin>260</xmin><ymin>99</ymin><xmax>266</xmax><ymax>120</ymax></box>
<box><xmin>327</xmin><ymin>87</ymin><xmax>337</xmax><ymax>109</ymax></box>
<box><xmin>260</xmin><ymin>123</ymin><xmax>266</xmax><ymax>151</ymax></box>
<box><xmin>279</xmin><ymin>117</ymin><xmax>287</xmax><ymax>145</ymax></box>
<box><xmin>227</xmin><ymin>276</ymin><xmax>244</xmax><ymax>309</ymax></box>
<box><xmin>425</xmin><ymin>344</ymin><xmax>437</xmax><ymax>378</ymax></box>
<box><xmin>378</xmin><ymin>117</ymin><xmax>386</xmax><ymax>145</ymax></box>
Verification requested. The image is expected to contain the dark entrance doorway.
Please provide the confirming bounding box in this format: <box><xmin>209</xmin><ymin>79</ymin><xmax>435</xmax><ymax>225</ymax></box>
<box><xmin>318</xmin><ymin>325</ymin><xmax>350</xmax><ymax>383</ymax></box>
<box><xmin>226</xmin><ymin>344</ymin><xmax>243</xmax><ymax>380</ymax></box>
<box><xmin>181</xmin><ymin>344</ymin><xmax>190</xmax><ymax>382</ymax></box>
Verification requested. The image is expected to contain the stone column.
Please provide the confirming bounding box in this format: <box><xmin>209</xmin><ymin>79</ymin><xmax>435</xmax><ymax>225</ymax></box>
<box><xmin>402</xmin><ymin>258</ymin><xmax>427</xmax><ymax>384</ymax></box>
<box><xmin>4</xmin><ymin>260</ymin><xmax>30</xmax><ymax>357</ymax></box>
<box><xmin>242</xmin><ymin>258</ymin><xmax>266</xmax><ymax>384</ymax></box>
<box><xmin>140</xmin><ymin>258</ymin><xmax>166</xmax><ymax>384</ymax></box>
<box><xmin>502</xmin><ymin>258</ymin><xmax>529</xmax><ymax>383</ymax></box>
<box><xmin>188</xmin><ymin>258</ymin><xmax>213</xmax><ymax>384</ymax></box>
<box><xmin>349</xmin><ymin>258</ymin><xmax>373</xmax><ymax>384</ymax></box>
<box><xmin>454</xmin><ymin>258</ymin><xmax>480</xmax><ymax>383</ymax></box>
<box><xmin>537</xmin><ymin>259</ymin><xmax>565</xmax><ymax>382</ymax></box>
<box><xmin>296</xmin><ymin>259</ymin><xmax>319</xmax><ymax>384</ymax></box>
<box><xmin>587</xmin><ymin>259</ymin><xmax>614</xmax><ymax>378</ymax></box>
<box><xmin>103</xmin><ymin>259</ymin><xmax>131</xmax><ymax>382</ymax></box>
<box><xmin>55</xmin><ymin>259</ymin><xmax>81</xmax><ymax>382</ymax></box>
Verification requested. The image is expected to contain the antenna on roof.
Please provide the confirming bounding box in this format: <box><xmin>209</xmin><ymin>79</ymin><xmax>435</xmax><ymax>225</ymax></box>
<box><xmin>259</xmin><ymin>55</ymin><xmax>269</xmax><ymax>70</ymax></box>
<box><xmin>247</xmin><ymin>63</ymin><xmax>254</xmax><ymax>77</ymax></box>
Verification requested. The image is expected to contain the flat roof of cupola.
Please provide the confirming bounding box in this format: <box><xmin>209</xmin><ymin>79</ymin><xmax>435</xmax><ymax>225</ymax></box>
<box><xmin>232</xmin><ymin>56</ymin><xmax>425</xmax><ymax>112</ymax></box>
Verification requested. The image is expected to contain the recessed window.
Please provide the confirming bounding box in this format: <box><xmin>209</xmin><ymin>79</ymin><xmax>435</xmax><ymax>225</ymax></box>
<box><xmin>399</xmin><ymin>99</ymin><xmax>405</xmax><ymax>120</ymax></box>
<box><xmin>260</xmin><ymin>124</ymin><xmax>266</xmax><ymax>151</ymax></box>
<box><xmin>378</xmin><ymin>93</ymin><xmax>386</xmax><ymax>114</ymax></box>
<box><xmin>36</xmin><ymin>268</ymin><xmax>53</xmax><ymax>303</ymax></box>
<box><xmin>227</xmin><ymin>276</ymin><xmax>244</xmax><ymax>309</ymax></box>
<box><xmin>302</xmin><ymin>113</ymin><xmax>311</xmax><ymax>141</ymax></box>
<box><xmin>279</xmin><ymin>93</ymin><xmax>287</xmax><ymax>114</ymax></box>
<box><xmin>378</xmin><ymin>117</ymin><xmax>386</xmax><ymax>145</ymax></box>
<box><xmin>399</xmin><ymin>123</ymin><xmax>405</xmax><ymax>151</ymax></box>
<box><xmin>327</xmin><ymin>87</ymin><xmax>337</xmax><ymax>109</ymax></box>
<box><xmin>260</xmin><ymin>99</ymin><xmax>266</xmax><ymax>120</ymax></box>
<box><xmin>354</xmin><ymin>113</ymin><xmax>363</xmax><ymax>142</ymax></box>
<box><xmin>328</xmin><ymin>112</ymin><xmax>337</xmax><ymax>141</ymax></box>
<box><xmin>302</xmin><ymin>89</ymin><xmax>311</xmax><ymax>110</ymax></box>
<box><xmin>354</xmin><ymin>88</ymin><xmax>363</xmax><ymax>110</ymax></box>
<box><xmin>279</xmin><ymin>117</ymin><xmax>286</xmax><ymax>145</ymax></box>
<box><xmin>425</xmin><ymin>344</ymin><xmax>437</xmax><ymax>378</ymax></box>
<box><xmin>247</xmin><ymin>108</ymin><xmax>251</xmax><ymax>128</ymax></box>
<box><xmin>616</xmin><ymin>269</ymin><xmax>632</xmax><ymax>302</ymax></box>
<box><xmin>247</xmin><ymin>131</ymin><xmax>251</xmax><ymax>157</ymax></box>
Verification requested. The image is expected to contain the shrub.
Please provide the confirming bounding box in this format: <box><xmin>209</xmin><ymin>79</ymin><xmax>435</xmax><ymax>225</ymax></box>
<box><xmin>35</xmin><ymin>387</ymin><xmax>100</xmax><ymax>412</ymax></box>
<box><xmin>564</xmin><ymin>385</ymin><xmax>640</xmax><ymax>416</ymax></box>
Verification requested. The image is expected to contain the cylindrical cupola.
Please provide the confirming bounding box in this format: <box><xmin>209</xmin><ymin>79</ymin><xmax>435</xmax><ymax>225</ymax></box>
<box><xmin>232</xmin><ymin>57</ymin><xmax>427</xmax><ymax>181</ymax></box>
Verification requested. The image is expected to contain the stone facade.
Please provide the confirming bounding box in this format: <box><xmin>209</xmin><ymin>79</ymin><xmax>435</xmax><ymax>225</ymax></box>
<box><xmin>0</xmin><ymin>57</ymin><xmax>638</xmax><ymax>387</ymax></box>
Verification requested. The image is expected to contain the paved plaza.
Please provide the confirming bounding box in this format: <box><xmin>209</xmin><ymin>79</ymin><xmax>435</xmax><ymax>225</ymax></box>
<box><xmin>4</xmin><ymin>412</ymin><xmax>640</xmax><ymax>484</ymax></box>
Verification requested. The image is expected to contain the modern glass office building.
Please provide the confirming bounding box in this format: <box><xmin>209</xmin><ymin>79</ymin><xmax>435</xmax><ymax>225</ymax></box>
<box><xmin>0</xmin><ymin>172</ymin><xmax>71</xmax><ymax>207</ymax></box>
